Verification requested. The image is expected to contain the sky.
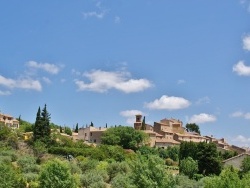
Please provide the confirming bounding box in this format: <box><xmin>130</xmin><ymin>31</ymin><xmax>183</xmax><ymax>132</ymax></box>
<box><xmin>1</xmin><ymin>0</ymin><xmax>250</xmax><ymax>147</ymax></box>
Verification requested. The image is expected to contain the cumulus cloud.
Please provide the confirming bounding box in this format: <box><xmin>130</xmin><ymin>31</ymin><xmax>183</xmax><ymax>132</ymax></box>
<box><xmin>26</xmin><ymin>61</ymin><xmax>62</xmax><ymax>74</ymax></box>
<box><xmin>120</xmin><ymin>110</ymin><xmax>144</xmax><ymax>125</ymax></box>
<box><xmin>230</xmin><ymin>111</ymin><xmax>250</xmax><ymax>120</ymax></box>
<box><xmin>0</xmin><ymin>75</ymin><xmax>42</xmax><ymax>91</ymax></box>
<box><xmin>243</xmin><ymin>35</ymin><xmax>250</xmax><ymax>51</ymax></box>
<box><xmin>177</xmin><ymin>79</ymin><xmax>186</xmax><ymax>84</ymax></box>
<box><xmin>42</xmin><ymin>77</ymin><xmax>52</xmax><ymax>84</ymax></box>
<box><xmin>188</xmin><ymin>113</ymin><xmax>217</xmax><ymax>124</ymax></box>
<box><xmin>0</xmin><ymin>90</ymin><xmax>11</xmax><ymax>96</ymax></box>
<box><xmin>74</xmin><ymin>69</ymin><xmax>152</xmax><ymax>93</ymax></box>
<box><xmin>195</xmin><ymin>96</ymin><xmax>210</xmax><ymax>105</ymax></box>
<box><xmin>82</xmin><ymin>11</ymin><xmax>106</xmax><ymax>19</ymax></box>
<box><xmin>82</xmin><ymin>1</ymin><xmax>108</xmax><ymax>19</ymax></box>
<box><xmin>233</xmin><ymin>61</ymin><xmax>250</xmax><ymax>76</ymax></box>
<box><xmin>145</xmin><ymin>95</ymin><xmax>191</xmax><ymax>110</ymax></box>
<box><xmin>232</xmin><ymin>135</ymin><xmax>250</xmax><ymax>147</ymax></box>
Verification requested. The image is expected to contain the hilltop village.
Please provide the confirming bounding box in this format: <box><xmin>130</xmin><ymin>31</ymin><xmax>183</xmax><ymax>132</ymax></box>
<box><xmin>0</xmin><ymin>112</ymin><xmax>247</xmax><ymax>155</ymax></box>
<box><xmin>77</xmin><ymin>114</ymin><xmax>247</xmax><ymax>155</ymax></box>
<box><xmin>2</xmin><ymin>110</ymin><xmax>250</xmax><ymax>187</ymax></box>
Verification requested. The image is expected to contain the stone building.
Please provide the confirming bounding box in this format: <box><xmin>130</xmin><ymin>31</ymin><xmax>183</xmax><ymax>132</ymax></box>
<box><xmin>0</xmin><ymin>113</ymin><xmax>19</xmax><ymax>129</ymax></box>
<box><xmin>78</xmin><ymin>126</ymin><xmax>107</xmax><ymax>144</ymax></box>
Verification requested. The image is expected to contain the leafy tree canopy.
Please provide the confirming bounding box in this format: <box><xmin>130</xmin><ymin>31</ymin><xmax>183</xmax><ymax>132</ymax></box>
<box><xmin>101</xmin><ymin>126</ymin><xmax>148</xmax><ymax>150</ymax></box>
<box><xmin>185</xmin><ymin>123</ymin><xmax>200</xmax><ymax>135</ymax></box>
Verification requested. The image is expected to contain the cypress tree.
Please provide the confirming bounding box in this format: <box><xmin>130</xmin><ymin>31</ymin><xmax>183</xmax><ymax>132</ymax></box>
<box><xmin>75</xmin><ymin>123</ymin><xmax>78</xmax><ymax>133</ymax></box>
<box><xmin>33</xmin><ymin>107</ymin><xmax>42</xmax><ymax>141</ymax></box>
<box><xmin>141</xmin><ymin>116</ymin><xmax>146</xmax><ymax>130</ymax></box>
<box><xmin>41</xmin><ymin>104</ymin><xmax>51</xmax><ymax>143</ymax></box>
<box><xmin>90</xmin><ymin>121</ymin><xmax>94</xmax><ymax>127</ymax></box>
<box><xmin>33</xmin><ymin>104</ymin><xmax>51</xmax><ymax>143</ymax></box>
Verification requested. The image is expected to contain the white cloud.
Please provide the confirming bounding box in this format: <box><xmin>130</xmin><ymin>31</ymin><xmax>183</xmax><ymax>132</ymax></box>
<box><xmin>240</xmin><ymin>0</ymin><xmax>250</xmax><ymax>13</ymax></box>
<box><xmin>243</xmin><ymin>35</ymin><xmax>250</xmax><ymax>51</ymax></box>
<box><xmin>195</xmin><ymin>96</ymin><xmax>210</xmax><ymax>105</ymax></box>
<box><xmin>0</xmin><ymin>90</ymin><xmax>11</xmax><ymax>96</ymax></box>
<box><xmin>233</xmin><ymin>61</ymin><xmax>250</xmax><ymax>76</ymax></box>
<box><xmin>0</xmin><ymin>75</ymin><xmax>42</xmax><ymax>91</ymax></box>
<box><xmin>232</xmin><ymin>135</ymin><xmax>250</xmax><ymax>147</ymax></box>
<box><xmin>231</xmin><ymin>111</ymin><xmax>250</xmax><ymax>120</ymax></box>
<box><xmin>177</xmin><ymin>79</ymin><xmax>186</xmax><ymax>84</ymax></box>
<box><xmin>71</xmin><ymin>69</ymin><xmax>81</xmax><ymax>76</ymax></box>
<box><xmin>42</xmin><ymin>77</ymin><xmax>51</xmax><ymax>84</ymax></box>
<box><xmin>188</xmin><ymin>113</ymin><xmax>216</xmax><ymax>124</ymax></box>
<box><xmin>26</xmin><ymin>61</ymin><xmax>61</xmax><ymax>74</ymax></box>
<box><xmin>145</xmin><ymin>95</ymin><xmax>191</xmax><ymax>110</ymax></box>
<box><xmin>74</xmin><ymin>69</ymin><xmax>152</xmax><ymax>93</ymax></box>
<box><xmin>120</xmin><ymin>110</ymin><xmax>144</xmax><ymax>125</ymax></box>
<box><xmin>114</xmin><ymin>16</ymin><xmax>121</xmax><ymax>24</ymax></box>
<box><xmin>82</xmin><ymin>1</ymin><xmax>108</xmax><ymax>20</ymax></box>
<box><xmin>82</xmin><ymin>11</ymin><xmax>106</xmax><ymax>19</ymax></box>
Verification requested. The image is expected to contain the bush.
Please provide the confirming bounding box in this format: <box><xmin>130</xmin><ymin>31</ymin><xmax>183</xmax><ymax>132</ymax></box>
<box><xmin>39</xmin><ymin>159</ymin><xmax>77</xmax><ymax>188</ymax></box>
<box><xmin>0</xmin><ymin>150</ymin><xmax>18</xmax><ymax>162</ymax></box>
<box><xmin>80</xmin><ymin>170</ymin><xmax>106</xmax><ymax>188</ymax></box>
<box><xmin>17</xmin><ymin>156</ymin><xmax>40</xmax><ymax>173</ymax></box>
<box><xmin>0</xmin><ymin>163</ymin><xmax>26</xmax><ymax>188</ymax></box>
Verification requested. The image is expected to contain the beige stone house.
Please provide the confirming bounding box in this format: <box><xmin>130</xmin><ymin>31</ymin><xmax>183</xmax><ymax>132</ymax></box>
<box><xmin>0</xmin><ymin>113</ymin><xmax>19</xmax><ymax>129</ymax></box>
<box><xmin>78</xmin><ymin>126</ymin><xmax>107</xmax><ymax>144</ymax></box>
<box><xmin>134</xmin><ymin>114</ymin><xmax>208</xmax><ymax>148</ymax></box>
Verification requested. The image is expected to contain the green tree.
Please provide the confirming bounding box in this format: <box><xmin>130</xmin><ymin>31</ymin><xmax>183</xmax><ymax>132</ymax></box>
<box><xmin>185</xmin><ymin>123</ymin><xmax>200</xmax><ymax>135</ymax></box>
<box><xmin>65</xmin><ymin>127</ymin><xmax>72</xmax><ymax>136</ymax></box>
<box><xmin>101</xmin><ymin>126</ymin><xmax>148</xmax><ymax>150</ymax></box>
<box><xmin>141</xmin><ymin>116</ymin><xmax>146</xmax><ymax>130</ymax></box>
<box><xmin>240</xmin><ymin>156</ymin><xmax>250</xmax><ymax>174</ymax></box>
<box><xmin>179</xmin><ymin>141</ymin><xmax>197</xmax><ymax>161</ymax></box>
<box><xmin>90</xmin><ymin>121</ymin><xmax>94</xmax><ymax>127</ymax></box>
<box><xmin>196</xmin><ymin>142</ymin><xmax>222</xmax><ymax>176</ymax></box>
<box><xmin>111</xmin><ymin>173</ymin><xmax>135</xmax><ymax>188</ymax></box>
<box><xmin>0</xmin><ymin>123</ymin><xmax>11</xmax><ymax>140</ymax></box>
<box><xmin>107</xmin><ymin>162</ymin><xmax>130</xmax><ymax>182</ymax></box>
<box><xmin>39</xmin><ymin>159</ymin><xmax>76</xmax><ymax>188</ymax></box>
<box><xmin>80</xmin><ymin>170</ymin><xmax>107</xmax><ymax>188</ymax></box>
<box><xmin>75</xmin><ymin>123</ymin><xmax>78</xmax><ymax>133</ymax></box>
<box><xmin>179</xmin><ymin>141</ymin><xmax>222</xmax><ymax>176</ymax></box>
<box><xmin>130</xmin><ymin>154</ymin><xmax>175</xmax><ymax>188</ymax></box>
<box><xmin>179</xmin><ymin>157</ymin><xmax>198</xmax><ymax>179</ymax></box>
<box><xmin>41</xmin><ymin>104</ymin><xmax>51</xmax><ymax>141</ymax></box>
<box><xmin>0</xmin><ymin>163</ymin><xmax>26</xmax><ymax>188</ymax></box>
<box><xmin>33</xmin><ymin>104</ymin><xmax>51</xmax><ymax>143</ymax></box>
<box><xmin>33</xmin><ymin>107</ymin><xmax>42</xmax><ymax>141</ymax></box>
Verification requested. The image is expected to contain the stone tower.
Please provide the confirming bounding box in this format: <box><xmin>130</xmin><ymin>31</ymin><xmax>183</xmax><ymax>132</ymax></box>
<box><xmin>134</xmin><ymin>114</ymin><xmax>142</xmax><ymax>130</ymax></box>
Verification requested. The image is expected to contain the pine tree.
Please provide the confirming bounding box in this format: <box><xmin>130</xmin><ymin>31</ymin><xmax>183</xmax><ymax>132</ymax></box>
<box><xmin>41</xmin><ymin>104</ymin><xmax>51</xmax><ymax>143</ymax></box>
<box><xmin>75</xmin><ymin>123</ymin><xmax>78</xmax><ymax>133</ymax></box>
<box><xmin>141</xmin><ymin>116</ymin><xmax>146</xmax><ymax>130</ymax></box>
<box><xmin>33</xmin><ymin>107</ymin><xmax>42</xmax><ymax>141</ymax></box>
<box><xmin>90</xmin><ymin>121</ymin><xmax>94</xmax><ymax>127</ymax></box>
<box><xmin>33</xmin><ymin>104</ymin><xmax>51</xmax><ymax>144</ymax></box>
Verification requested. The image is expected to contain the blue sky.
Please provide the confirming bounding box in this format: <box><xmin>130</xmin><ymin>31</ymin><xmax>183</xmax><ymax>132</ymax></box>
<box><xmin>1</xmin><ymin>0</ymin><xmax>250</xmax><ymax>147</ymax></box>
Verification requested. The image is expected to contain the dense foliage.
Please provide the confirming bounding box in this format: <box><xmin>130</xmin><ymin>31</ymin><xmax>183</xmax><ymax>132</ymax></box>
<box><xmin>185</xmin><ymin>123</ymin><xmax>200</xmax><ymax>135</ymax></box>
<box><xmin>180</xmin><ymin>141</ymin><xmax>222</xmax><ymax>176</ymax></box>
<box><xmin>33</xmin><ymin>104</ymin><xmax>51</xmax><ymax>144</ymax></box>
<box><xmin>101</xmin><ymin>126</ymin><xmax>148</xmax><ymax>150</ymax></box>
<box><xmin>1</xmin><ymin>107</ymin><xmax>250</xmax><ymax>187</ymax></box>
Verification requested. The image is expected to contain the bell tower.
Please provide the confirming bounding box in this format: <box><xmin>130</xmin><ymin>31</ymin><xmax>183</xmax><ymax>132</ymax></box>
<box><xmin>134</xmin><ymin>114</ymin><xmax>142</xmax><ymax>130</ymax></box>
